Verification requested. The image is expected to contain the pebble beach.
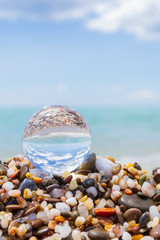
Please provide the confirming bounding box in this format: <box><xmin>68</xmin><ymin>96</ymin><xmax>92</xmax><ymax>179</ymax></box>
<box><xmin>0</xmin><ymin>153</ymin><xmax>160</xmax><ymax>240</ymax></box>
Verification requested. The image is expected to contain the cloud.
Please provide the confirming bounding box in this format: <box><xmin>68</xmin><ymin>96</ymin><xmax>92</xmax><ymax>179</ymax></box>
<box><xmin>130</xmin><ymin>89</ymin><xmax>158</xmax><ymax>101</ymax></box>
<box><xmin>0</xmin><ymin>0</ymin><xmax>160</xmax><ymax>39</ymax></box>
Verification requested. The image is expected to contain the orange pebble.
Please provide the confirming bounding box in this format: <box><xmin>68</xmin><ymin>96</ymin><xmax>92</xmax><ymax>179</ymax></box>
<box><xmin>105</xmin><ymin>156</ymin><xmax>115</xmax><ymax>163</ymax></box>
<box><xmin>132</xmin><ymin>234</ymin><xmax>143</xmax><ymax>240</ymax></box>
<box><xmin>125</xmin><ymin>162</ymin><xmax>134</xmax><ymax>169</ymax></box>
<box><xmin>94</xmin><ymin>208</ymin><xmax>116</xmax><ymax>216</ymax></box>
<box><xmin>55</xmin><ymin>216</ymin><xmax>66</xmax><ymax>223</ymax></box>
<box><xmin>32</xmin><ymin>177</ymin><xmax>42</xmax><ymax>184</ymax></box>
<box><xmin>104</xmin><ymin>224</ymin><xmax>113</xmax><ymax>231</ymax></box>
<box><xmin>135</xmin><ymin>175</ymin><xmax>140</xmax><ymax>180</ymax></box>
<box><xmin>125</xmin><ymin>189</ymin><xmax>133</xmax><ymax>195</ymax></box>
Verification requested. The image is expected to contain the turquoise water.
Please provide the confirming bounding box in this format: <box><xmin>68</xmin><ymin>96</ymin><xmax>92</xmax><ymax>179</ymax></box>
<box><xmin>23</xmin><ymin>133</ymin><xmax>91</xmax><ymax>175</ymax></box>
<box><xmin>1</xmin><ymin>107</ymin><xmax>160</xmax><ymax>170</ymax></box>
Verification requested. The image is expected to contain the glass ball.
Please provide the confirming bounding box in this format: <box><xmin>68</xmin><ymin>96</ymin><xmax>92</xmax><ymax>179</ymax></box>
<box><xmin>23</xmin><ymin>105</ymin><xmax>91</xmax><ymax>175</ymax></box>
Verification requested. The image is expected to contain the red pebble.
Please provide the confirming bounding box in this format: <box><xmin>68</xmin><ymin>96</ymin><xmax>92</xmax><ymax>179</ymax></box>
<box><xmin>94</xmin><ymin>208</ymin><xmax>116</xmax><ymax>216</ymax></box>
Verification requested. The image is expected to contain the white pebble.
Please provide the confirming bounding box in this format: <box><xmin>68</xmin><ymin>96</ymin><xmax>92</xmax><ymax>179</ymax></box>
<box><xmin>119</xmin><ymin>179</ymin><xmax>128</xmax><ymax>189</ymax></box>
<box><xmin>112</xmin><ymin>184</ymin><xmax>120</xmax><ymax>191</ymax></box>
<box><xmin>2</xmin><ymin>182</ymin><xmax>14</xmax><ymax>191</ymax></box>
<box><xmin>65</xmin><ymin>191</ymin><xmax>73</xmax><ymax>199</ymax></box>
<box><xmin>127</xmin><ymin>178</ymin><xmax>135</xmax><ymax>188</ymax></box>
<box><xmin>75</xmin><ymin>190</ymin><xmax>83</xmax><ymax>200</ymax></box>
<box><xmin>122</xmin><ymin>231</ymin><xmax>132</xmax><ymax>240</ymax></box>
<box><xmin>75</xmin><ymin>216</ymin><xmax>85</xmax><ymax>226</ymax></box>
<box><xmin>141</xmin><ymin>237</ymin><xmax>154</xmax><ymax>240</ymax></box>
<box><xmin>86</xmin><ymin>186</ymin><xmax>97</xmax><ymax>197</ymax></box>
<box><xmin>95</xmin><ymin>198</ymin><xmax>107</xmax><ymax>209</ymax></box>
<box><xmin>55</xmin><ymin>221</ymin><xmax>71</xmax><ymax>239</ymax></box>
<box><xmin>96</xmin><ymin>157</ymin><xmax>114</xmax><ymax>178</ymax></box>
<box><xmin>72</xmin><ymin>229</ymin><xmax>82</xmax><ymax>240</ymax></box>
<box><xmin>49</xmin><ymin>208</ymin><xmax>61</xmax><ymax>218</ymax></box>
<box><xmin>66</xmin><ymin>197</ymin><xmax>77</xmax><ymax>206</ymax></box>
<box><xmin>56</xmin><ymin>202</ymin><xmax>70</xmax><ymax>213</ymax></box>
<box><xmin>142</xmin><ymin>182</ymin><xmax>156</xmax><ymax>198</ymax></box>
<box><xmin>149</xmin><ymin>206</ymin><xmax>160</xmax><ymax>220</ymax></box>
<box><xmin>78</xmin><ymin>202</ymin><xmax>89</xmax><ymax>217</ymax></box>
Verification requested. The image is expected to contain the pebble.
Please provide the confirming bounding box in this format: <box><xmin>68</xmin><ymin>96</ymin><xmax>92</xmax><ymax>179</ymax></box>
<box><xmin>150</xmin><ymin>224</ymin><xmax>160</xmax><ymax>239</ymax></box>
<box><xmin>2</xmin><ymin>181</ymin><xmax>14</xmax><ymax>191</ymax></box>
<box><xmin>88</xmin><ymin>228</ymin><xmax>109</xmax><ymax>240</ymax></box>
<box><xmin>153</xmin><ymin>173</ymin><xmax>160</xmax><ymax>184</ymax></box>
<box><xmin>86</xmin><ymin>186</ymin><xmax>98</xmax><ymax>197</ymax></box>
<box><xmin>35</xmin><ymin>226</ymin><xmax>49</xmax><ymax>237</ymax></box>
<box><xmin>149</xmin><ymin>206</ymin><xmax>160</xmax><ymax>220</ymax></box>
<box><xmin>82</xmin><ymin>178</ymin><xmax>95</xmax><ymax>188</ymax></box>
<box><xmin>96</xmin><ymin>157</ymin><xmax>114</xmax><ymax>178</ymax></box>
<box><xmin>142</xmin><ymin>182</ymin><xmax>156</xmax><ymax>198</ymax></box>
<box><xmin>79</xmin><ymin>152</ymin><xmax>96</xmax><ymax>171</ymax></box>
<box><xmin>153</xmin><ymin>193</ymin><xmax>160</xmax><ymax>202</ymax></box>
<box><xmin>6</xmin><ymin>204</ymin><xmax>23</xmax><ymax>211</ymax></box>
<box><xmin>46</xmin><ymin>184</ymin><xmax>60</xmax><ymax>192</ymax></box>
<box><xmin>19</xmin><ymin>164</ymin><xmax>29</xmax><ymax>180</ymax></box>
<box><xmin>134</xmin><ymin>162</ymin><xmax>142</xmax><ymax>170</ymax></box>
<box><xmin>118</xmin><ymin>193</ymin><xmax>155</xmax><ymax>211</ymax></box>
<box><xmin>32</xmin><ymin>219</ymin><xmax>43</xmax><ymax>228</ymax></box>
<box><xmin>124</xmin><ymin>208</ymin><xmax>142</xmax><ymax>222</ymax></box>
<box><xmin>50</xmin><ymin>189</ymin><xmax>64</xmax><ymax>199</ymax></box>
<box><xmin>0</xmin><ymin>164</ymin><xmax>7</xmax><ymax>175</ymax></box>
<box><xmin>112</xmin><ymin>163</ymin><xmax>122</xmax><ymax>175</ymax></box>
<box><xmin>19</xmin><ymin>178</ymin><xmax>37</xmax><ymax>194</ymax></box>
<box><xmin>139</xmin><ymin>212</ymin><xmax>150</xmax><ymax>228</ymax></box>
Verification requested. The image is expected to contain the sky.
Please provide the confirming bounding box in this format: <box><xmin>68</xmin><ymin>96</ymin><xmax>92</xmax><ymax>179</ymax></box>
<box><xmin>0</xmin><ymin>0</ymin><xmax>160</xmax><ymax>107</ymax></box>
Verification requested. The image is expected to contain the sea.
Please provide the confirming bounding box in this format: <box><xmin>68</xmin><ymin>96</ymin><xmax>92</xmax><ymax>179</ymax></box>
<box><xmin>1</xmin><ymin>106</ymin><xmax>160</xmax><ymax>172</ymax></box>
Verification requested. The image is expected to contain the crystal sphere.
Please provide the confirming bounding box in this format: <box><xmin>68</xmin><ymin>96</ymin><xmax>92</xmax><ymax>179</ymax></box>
<box><xmin>23</xmin><ymin>105</ymin><xmax>91</xmax><ymax>175</ymax></box>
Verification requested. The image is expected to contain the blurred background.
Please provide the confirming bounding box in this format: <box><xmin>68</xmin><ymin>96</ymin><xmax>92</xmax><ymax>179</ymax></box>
<box><xmin>1</xmin><ymin>0</ymin><xmax>160</xmax><ymax>170</ymax></box>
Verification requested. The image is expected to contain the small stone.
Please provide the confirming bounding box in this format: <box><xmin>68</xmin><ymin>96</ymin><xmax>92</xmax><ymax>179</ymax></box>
<box><xmin>63</xmin><ymin>175</ymin><xmax>73</xmax><ymax>184</ymax></box>
<box><xmin>139</xmin><ymin>175</ymin><xmax>146</xmax><ymax>186</ymax></box>
<box><xmin>134</xmin><ymin>162</ymin><xmax>142</xmax><ymax>170</ymax></box>
<box><xmin>35</xmin><ymin>226</ymin><xmax>49</xmax><ymax>237</ymax></box>
<box><xmin>79</xmin><ymin>152</ymin><xmax>96</xmax><ymax>171</ymax></box>
<box><xmin>2</xmin><ymin>182</ymin><xmax>14</xmax><ymax>191</ymax></box>
<box><xmin>75</xmin><ymin>216</ymin><xmax>85</xmax><ymax>226</ymax></box>
<box><xmin>23</xmin><ymin>188</ymin><xmax>32</xmax><ymax>199</ymax></box>
<box><xmin>0</xmin><ymin>164</ymin><xmax>7</xmax><ymax>175</ymax></box>
<box><xmin>153</xmin><ymin>173</ymin><xmax>160</xmax><ymax>184</ymax></box>
<box><xmin>71</xmin><ymin>210</ymin><xmax>79</xmax><ymax>221</ymax></box>
<box><xmin>8</xmin><ymin>190</ymin><xmax>21</xmax><ymax>197</ymax></box>
<box><xmin>149</xmin><ymin>206</ymin><xmax>160</xmax><ymax>220</ymax></box>
<box><xmin>32</xmin><ymin>218</ymin><xmax>43</xmax><ymax>228</ymax></box>
<box><xmin>17</xmin><ymin>223</ymin><xmax>27</xmax><ymax>237</ymax></box>
<box><xmin>88</xmin><ymin>228</ymin><xmax>109</xmax><ymax>240</ymax></box>
<box><xmin>112</xmin><ymin>163</ymin><xmax>122</xmax><ymax>175</ymax></box>
<box><xmin>96</xmin><ymin>157</ymin><xmax>114</xmax><ymax>178</ymax></box>
<box><xmin>118</xmin><ymin>193</ymin><xmax>155</xmax><ymax>212</ymax></box>
<box><xmin>122</xmin><ymin>231</ymin><xmax>132</xmax><ymax>240</ymax></box>
<box><xmin>19</xmin><ymin>178</ymin><xmax>37</xmax><ymax>194</ymax></box>
<box><xmin>124</xmin><ymin>208</ymin><xmax>142</xmax><ymax>222</ymax></box>
<box><xmin>6</xmin><ymin>204</ymin><xmax>23</xmax><ymax>211</ymax></box>
<box><xmin>142</xmin><ymin>182</ymin><xmax>156</xmax><ymax>198</ymax></box>
<box><xmin>72</xmin><ymin>229</ymin><xmax>82</xmax><ymax>240</ymax></box>
<box><xmin>137</xmin><ymin>192</ymin><xmax>148</xmax><ymax>199</ymax></box>
<box><xmin>66</xmin><ymin>197</ymin><xmax>77</xmax><ymax>206</ymax></box>
<box><xmin>83</xmin><ymin>178</ymin><xmax>95</xmax><ymax>188</ymax></box>
<box><xmin>139</xmin><ymin>212</ymin><xmax>150</xmax><ymax>228</ymax></box>
<box><xmin>50</xmin><ymin>188</ymin><xmax>64</xmax><ymax>199</ymax></box>
<box><xmin>69</xmin><ymin>180</ymin><xmax>78</xmax><ymax>190</ymax></box>
<box><xmin>19</xmin><ymin>164</ymin><xmax>29</xmax><ymax>180</ymax></box>
<box><xmin>86</xmin><ymin>186</ymin><xmax>98</xmax><ymax>197</ymax></box>
<box><xmin>46</xmin><ymin>184</ymin><xmax>60</xmax><ymax>192</ymax></box>
<box><xmin>153</xmin><ymin>193</ymin><xmax>160</xmax><ymax>202</ymax></box>
<box><xmin>150</xmin><ymin>224</ymin><xmax>160</xmax><ymax>239</ymax></box>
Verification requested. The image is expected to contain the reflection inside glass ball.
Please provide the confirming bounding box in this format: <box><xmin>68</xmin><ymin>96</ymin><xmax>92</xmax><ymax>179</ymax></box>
<box><xmin>23</xmin><ymin>105</ymin><xmax>91</xmax><ymax>175</ymax></box>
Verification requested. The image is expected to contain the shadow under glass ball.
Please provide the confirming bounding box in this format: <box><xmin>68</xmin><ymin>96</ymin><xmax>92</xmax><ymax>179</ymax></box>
<box><xmin>23</xmin><ymin>105</ymin><xmax>91</xmax><ymax>175</ymax></box>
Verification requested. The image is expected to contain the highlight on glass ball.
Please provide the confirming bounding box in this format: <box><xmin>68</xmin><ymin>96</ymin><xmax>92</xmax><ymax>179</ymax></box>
<box><xmin>23</xmin><ymin>105</ymin><xmax>91</xmax><ymax>175</ymax></box>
